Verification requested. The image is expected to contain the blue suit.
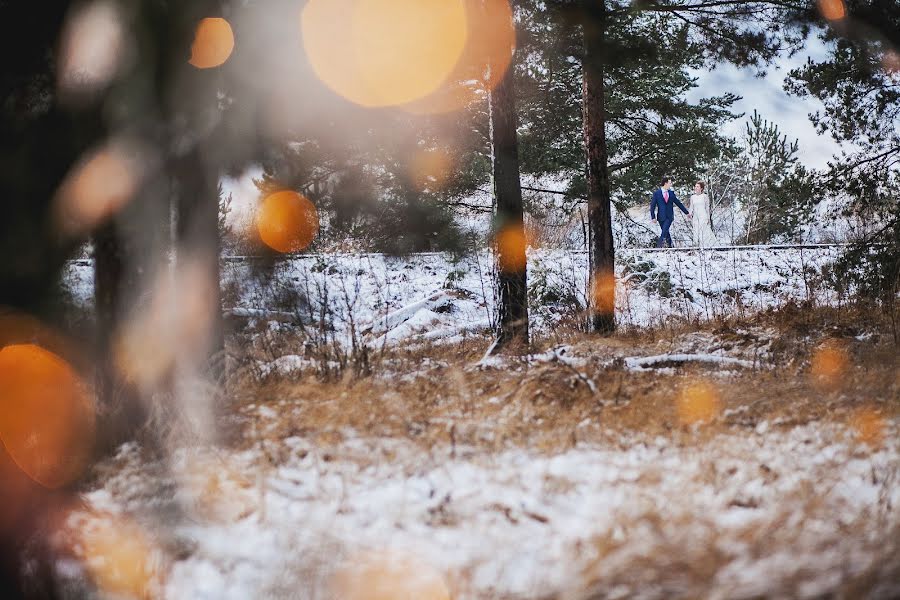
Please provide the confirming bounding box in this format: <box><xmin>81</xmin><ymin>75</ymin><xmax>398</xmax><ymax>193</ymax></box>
<box><xmin>650</xmin><ymin>188</ymin><xmax>689</xmax><ymax>248</ymax></box>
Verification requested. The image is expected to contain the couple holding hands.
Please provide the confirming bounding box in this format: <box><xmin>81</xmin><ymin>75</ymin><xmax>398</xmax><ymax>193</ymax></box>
<box><xmin>649</xmin><ymin>176</ymin><xmax>718</xmax><ymax>248</ymax></box>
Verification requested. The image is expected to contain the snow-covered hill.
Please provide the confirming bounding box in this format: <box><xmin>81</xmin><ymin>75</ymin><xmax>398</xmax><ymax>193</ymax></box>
<box><xmin>63</xmin><ymin>246</ymin><xmax>843</xmax><ymax>349</ymax></box>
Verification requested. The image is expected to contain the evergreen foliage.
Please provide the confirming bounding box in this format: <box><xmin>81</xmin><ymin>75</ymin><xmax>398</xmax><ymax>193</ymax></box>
<box><xmin>253</xmin><ymin>110</ymin><xmax>484</xmax><ymax>254</ymax></box>
<box><xmin>742</xmin><ymin>111</ymin><xmax>815</xmax><ymax>243</ymax></box>
<box><xmin>786</xmin><ymin>0</ymin><xmax>900</xmax><ymax>304</ymax></box>
<box><xmin>516</xmin><ymin>1</ymin><xmax>742</xmax><ymax>206</ymax></box>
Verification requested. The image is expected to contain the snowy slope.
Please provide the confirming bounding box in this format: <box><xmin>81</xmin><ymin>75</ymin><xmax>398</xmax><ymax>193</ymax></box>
<box><xmin>63</xmin><ymin>246</ymin><xmax>843</xmax><ymax>348</ymax></box>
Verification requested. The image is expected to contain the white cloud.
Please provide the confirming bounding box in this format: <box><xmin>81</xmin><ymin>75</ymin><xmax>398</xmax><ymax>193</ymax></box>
<box><xmin>688</xmin><ymin>36</ymin><xmax>844</xmax><ymax>169</ymax></box>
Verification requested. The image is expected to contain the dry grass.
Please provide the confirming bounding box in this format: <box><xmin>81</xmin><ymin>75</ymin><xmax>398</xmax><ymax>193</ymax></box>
<box><xmin>573</xmin><ymin>502</ymin><xmax>900</xmax><ymax>600</ymax></box>
<box><xmin>224</xmin><ymin>304</ymin><xmax>899</xmax><ymax>458</ymax></box>
<box><xmin>49</xmin><ymin>305</ymin><xmax>898</xmax><ymax>600</ymax></box>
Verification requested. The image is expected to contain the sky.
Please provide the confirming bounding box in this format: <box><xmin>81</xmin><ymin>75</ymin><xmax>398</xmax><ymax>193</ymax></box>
<box><xmin>689</xmin><ymin>35</ymin><xmax>842</xmax><ymax>170</ymax></box>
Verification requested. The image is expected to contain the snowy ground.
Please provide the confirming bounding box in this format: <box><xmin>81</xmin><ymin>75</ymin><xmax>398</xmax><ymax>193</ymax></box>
<box><xmin>57</xmin><ymin>399</ymin><xmax>899</xmax><ymax>599</ymax></box>
<box><xmin>53</xmin><ymin>246</ymin><xmax>900</xmax><ymax>599</ymax></box>
<box><xmin>63</xmin><ymin>246</ymin><xmax>844</xmax><ymax>348</ymax></box>
<box><xmin>235</xmin><ymin>246</ymin><xmax>844</xmax><ymax>342</ymax></box>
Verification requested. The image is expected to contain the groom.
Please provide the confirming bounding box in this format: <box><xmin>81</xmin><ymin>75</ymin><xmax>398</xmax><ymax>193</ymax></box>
<box><xmin>650</xmin><ymin>176</ymin><xmax>690</xmax><ymax>248</ymax></box>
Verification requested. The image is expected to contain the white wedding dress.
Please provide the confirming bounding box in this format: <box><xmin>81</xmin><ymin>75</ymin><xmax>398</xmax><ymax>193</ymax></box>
<box><xmin>690</xmin><ymin>193</ymin><xmax>718</xmax><ymax>247</ymax></box>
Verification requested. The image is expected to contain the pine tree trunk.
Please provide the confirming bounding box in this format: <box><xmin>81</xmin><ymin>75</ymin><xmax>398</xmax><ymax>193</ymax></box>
<box><xmin>489</xmin><ymin>50</ymin><xmax>529</xmax><ymax>352</ymax></box>
<box><xmin>582</xmin><ymin>0</ymin><xmax>616</xmax><ymax>334</ymax></box>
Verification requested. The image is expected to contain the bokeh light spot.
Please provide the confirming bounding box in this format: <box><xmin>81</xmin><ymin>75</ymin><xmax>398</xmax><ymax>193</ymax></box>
<box><xmin>0</xmin><ymin>344</ymin><xmax>95</xmax><ymax>489</ymax></box>
<box><xmin>301</xmin><ymin>0</ymin><xmax>371</xmax><ymax>106</ymax></box>
<box><xmin>850</xmin><ymin>406</ymin><xmax>885</xmax><ymax>447</ymax></box>
<box><xmin>410</xmin><ymin>148</ymin><xmax>453</xmax><ymax>191</ymax></box>
<box><xmin>54</xmin><ymin>144</ymin><xmax>140</xmax><ymax>237</ymax></box>
<box><xmin>590</xmin><ymin>270</ymin><xmax>616</xmax><ymax>316</ymax></box>
<box><xmin>177</xmin><ymin>454</ymin><xmax>255</xmax><ymax>522</ymax></box>
<box><xmin>331</xmin><ymin>550</ymin><xmax>451</xmax><ymax>600</ymax></box>
<box><xmin>677</xmin><ymin>380</ymin><xmax>721</xmax><ymax>426</ymax></box>
<box><xmin>401</xmin><ymin>0</ymin><xmax>515</xmax><ymax>115</ymax></box>
<box><xmin>58</xmin><ymin>1</ymin><xmax>125</xmax><ymax>100</ymax></box>
<box><xmin>189</xmin><ymin>17</ymin><xmax>234</xmax><ymax>69</ymax></box>
<box><xmin>818</xmin><ymin>0</ymin><xmax>846</xmax><ymax>21</ymax></box>
<box><xmin>76</xmin><ymin>512</ymin><xmax>160</xmax><ymax>598</ymax></box>
<box><xmin>257</xmin><ymin>190</ymin><xmax>320</xmax><ymax>253</ymax></box>
<box><xmin>115</xmin><ymin>258</ymin><xmax>219</xmax><ymax>391</ymax></box>
<box><xmin>495</xmin><ymin>223</ymin><xmax>529</xmax><ymax>273</ymax></box>
<box><xmin>810</xmin><ymin>340</ymin><xmax>849</xmax><ymax>390</ymax></box>
<box><xmin>883</xmin><ymin>50</ymin><xmax>900</xmax><ymax>74</ymax></box>
<box><xmin>302</xmin><ymin>0</ymin><xmax>468</xmax><ymax>107</ymax></box>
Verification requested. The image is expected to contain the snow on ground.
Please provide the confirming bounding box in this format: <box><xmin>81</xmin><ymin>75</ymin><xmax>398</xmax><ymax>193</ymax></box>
<box><xmin>60</xmin><ymin>414</ymin><xmax>899</xmax><ymax>599</ymax></box>
<box><xmin>228</xmin><ymin>246</ymin><xmax>844</xmax><ymax>341</ymax></box>
<box><xmin>623</xmin><ymin>353</ymin><xmax>757</xmax><ymax>371</ymax></box>
<box><xmin>63</xmin><ymin>246</ymin><xmax>843</xmax><ymax>348</ymax></box>
<box><xmin>54</xmin><ymin>247</ymin><xmax>899</xmax><ymax>598</ymax></box>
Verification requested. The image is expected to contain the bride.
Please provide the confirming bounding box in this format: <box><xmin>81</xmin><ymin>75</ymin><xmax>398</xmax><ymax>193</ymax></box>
<box><xmin>689</xmin><ymin>181</ymin><xmax>718</xmax><ymax>247</ymax></box>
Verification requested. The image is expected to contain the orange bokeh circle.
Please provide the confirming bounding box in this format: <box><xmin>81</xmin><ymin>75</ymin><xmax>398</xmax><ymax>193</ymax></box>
<box><xmin>331</xmin><ymin>550</ymin><xmax>450</xmax><ymax>600</ymax></box>
<box><xmin>677</xmin><ymin>380</ymin><xmax>721</xmax><ymax>425</ymax></box>
<box><xmin>401</xmin><ymin>0</ymin><xmax>515</xmax><ymax>115</ymax></box>
<box><xmin>409</xmin><ymin>147</ymin><xmax>454</xmax><ymax>190</ymax></box>
<box><xmin>0</xmin><ymin>343</ymin><xmax>96</xmax><ymax>489</ymax></box>
<box><xmin>256</xmin><ymin>190</ymin><xmax>319</xmax><ymax>253</ymax></box>
<box><xmin>189</xmin><ymin>17</ymin><xmax>235</xmax><ymax>69</ymax></box>
<box><xmin>54</xmin><ymin>145</ymin><xmax>138</xmax><ymax>237</ymax></box>
<box><xmin>817</xmin><ymin>0</ymin><xmax>846</xmax><ymax>21</ymax></box>
<box><xmin>496</xmin><ymin>223</ymin><xmax>528</xmax><ymax>273</ymax></box>
<box><xmin>302</xmin><ymin>0</ymin><xmax>469</xmax><ymax>107</ymax></box>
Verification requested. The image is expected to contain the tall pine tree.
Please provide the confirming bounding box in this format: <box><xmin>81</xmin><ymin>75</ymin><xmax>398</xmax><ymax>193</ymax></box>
<box><xmin>489</xmin><ymin>35</ymin><xmax>530</xmax><ymax>351</ymax></box>
<box><xmin>532</xmin><ymin>0</ymin><xmax>807</xmax><ymax>332</ymax></box>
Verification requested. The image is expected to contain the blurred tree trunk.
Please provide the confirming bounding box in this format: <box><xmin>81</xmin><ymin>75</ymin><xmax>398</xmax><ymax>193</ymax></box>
<box><xmin>93</xmin><ymin>223</ymin><xmax>146</xmax><ymax>453</ymax></box>
<box><xmin>488</xmin><ymin>48</ymin><xmax>529</xmax><ymax>352</ymax></box>
<box><xmin>90</xmin><ymin>1</ymin><xmax>229</xmax><ymax>454</ymax></box>
<box><xmin>582</xmin><ymin>0</ymin><xmax>615</xmax><ymax>334</ymax></box>
<box><xmin>174</xmin><ymin>148</ymin><xmax>226</xmax><ymax>381</ymax></box>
